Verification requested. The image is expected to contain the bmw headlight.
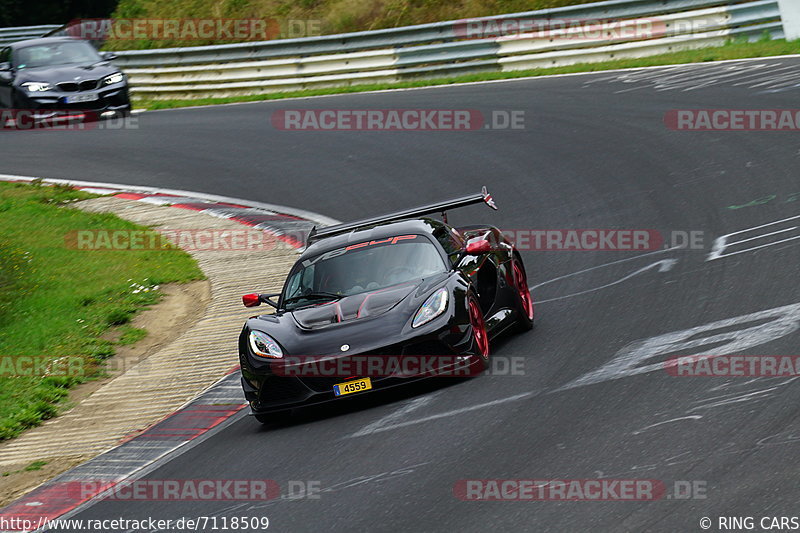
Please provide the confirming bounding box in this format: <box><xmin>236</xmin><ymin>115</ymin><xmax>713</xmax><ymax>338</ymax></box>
<box><xmin>248</xmin><ymin>330</ymin><xmax>283</xmax><ymax>359</ymax></box>
<box><xmin>103</xmin><ymin>72</ymin><xmax>124</xmax><ymax>85</ymax></box>
<box><xmin>412</xmin><ymin>287</ymin><xmax>448</xmax><ymax>328</ymax></box>
<box><xmin>22</xmin><ymin>82</ymin><xmax>52</xmax><ymax>92</ymax></box>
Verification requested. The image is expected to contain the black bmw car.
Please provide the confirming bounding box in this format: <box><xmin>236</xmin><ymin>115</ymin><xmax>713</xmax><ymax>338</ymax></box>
<box><xmin>239</xmin><ymin>188</ymin><xmax>535</xmax><ymax>423</ymax></box>
<box><xmin>0</xmin><ymin>37</ymin><xmax>131</xmax><ymax>120</ymax></box>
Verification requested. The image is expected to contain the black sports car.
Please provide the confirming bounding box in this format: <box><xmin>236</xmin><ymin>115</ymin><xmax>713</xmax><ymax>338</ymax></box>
<box><xmin>239</xmin><ymin>188</ymin><xmax>534</xmax><ymax>423</ymax></box>
<box><xmin>0</xmin><ymin>37</ymin><xmax>131</xmax><ymax>123</ymax></box>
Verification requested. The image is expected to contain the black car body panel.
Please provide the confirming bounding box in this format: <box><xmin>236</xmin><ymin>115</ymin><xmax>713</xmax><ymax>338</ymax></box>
<box><xmin>238</xmin><ymin>190</ymin><xmax>534</xmax><ymax>417</ymax></box>
<box><xmin>0</xmin><ymin>37</ymin><xmax>131</xmax><ymax>118</ymax></box>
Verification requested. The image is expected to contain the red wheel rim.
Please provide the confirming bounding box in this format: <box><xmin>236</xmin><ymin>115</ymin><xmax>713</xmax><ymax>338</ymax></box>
<box><xmin>468</xmin><ymin>298</ymin><xmax>489</xmax><ymax>359</ymax></box>
<box><xmin>513</xmin><ymin>262</ymin><xmax>534</xmax><ymax>320</ymax></box>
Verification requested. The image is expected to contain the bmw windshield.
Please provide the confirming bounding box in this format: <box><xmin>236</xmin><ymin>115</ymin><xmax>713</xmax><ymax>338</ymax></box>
<box><xmin>14</xmin><ymin>41</ymin><xmax>102</xmax><ymax>69</ymax></box>
<box><xmin>282</xmin><ymin>234</ymin><xmax>447</xmax><ymax>310</ymax></box>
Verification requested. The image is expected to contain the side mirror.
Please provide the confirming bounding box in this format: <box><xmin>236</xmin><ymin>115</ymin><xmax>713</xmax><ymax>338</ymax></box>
<box><xmin>101</xmin><ymin>52</ymin><xmax>117</xmax><ymax>61</ymax></box>
<box><xmin>242</xmin><ymin>293</ymin><xmax>279</xmax><ymax>308</ymax></box>
<box><xmin>465</xmin><ymin>239</ymin><xmax>491</xmax><ymax>255</ymax></box>
<box><xmin>0</xmin><ymin>62</ymin><xmax>11</xmax><ymax>72</ymax></box>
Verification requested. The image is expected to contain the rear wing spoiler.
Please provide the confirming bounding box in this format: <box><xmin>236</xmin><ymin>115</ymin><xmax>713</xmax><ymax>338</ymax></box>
<box><xmin>307</xmin><ymin>186</ymin><xmax>497</xmax><ymax>244</ymax></box>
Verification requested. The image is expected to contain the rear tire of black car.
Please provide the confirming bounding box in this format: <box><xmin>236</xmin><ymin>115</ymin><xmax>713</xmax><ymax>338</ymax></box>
<box><xmin>511</xmin><ymin>258</ymin><xmax>534</xmax><ymax>332</ymax></box>
<box><xmin>254</xmin><ymin>410</ymin><xmax>293</xmax><ymax>425</ymax></box>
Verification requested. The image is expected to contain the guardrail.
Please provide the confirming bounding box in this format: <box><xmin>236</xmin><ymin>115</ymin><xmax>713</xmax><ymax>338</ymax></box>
<box><xmin>104</xmin><ymin>0</ymin><xmax>790</xmax><ymax>98</ymax></box>
<box><xmin>0</xmin><ymin>25</ymin><xmax>61</xmax><ymax>46</ymax></box>
<box><xmin>778</xmin><ymin>0</ymin><xmax>800</xmax><ymax>39</ymax></box>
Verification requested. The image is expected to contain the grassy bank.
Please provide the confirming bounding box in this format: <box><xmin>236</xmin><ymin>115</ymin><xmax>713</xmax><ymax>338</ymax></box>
<box><xmin>108</xmin><ymin>0</ymin><xmax>602</xmax><ymax>49</ymax></box>
<box><xmin>0</xmin><ymin>182</ymin><xmax>204</xmax><ymax>440</ymax></box>
<box><xmin>134</xmin><ymin>37</ymin><xmax>800</xmax><ymax>111</ymax></box>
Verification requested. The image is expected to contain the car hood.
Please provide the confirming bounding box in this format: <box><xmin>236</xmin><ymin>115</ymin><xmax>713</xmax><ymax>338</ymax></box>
<box><xmin>15</xmin><ymin>63</ymin><xmax>117</xmax><ymax>84</ymax></box>
<box><xmin>291</xmin><ymin>282</ymin><xmax>419</xmax><ymax>330</ymax></box>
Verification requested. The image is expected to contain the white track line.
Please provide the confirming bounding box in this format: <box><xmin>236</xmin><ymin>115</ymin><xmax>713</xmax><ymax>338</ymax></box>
<box><xmin>345</xmin><ymin>391</ymin><xmax>535</xmax><ymax>438</ymax></box>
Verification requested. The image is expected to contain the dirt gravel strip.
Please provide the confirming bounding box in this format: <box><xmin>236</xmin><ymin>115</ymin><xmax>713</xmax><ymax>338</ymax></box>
<box><xmin>0</xmin><ymin>191</ymin><xmax>321</xmax><ymax>513</ymax></box>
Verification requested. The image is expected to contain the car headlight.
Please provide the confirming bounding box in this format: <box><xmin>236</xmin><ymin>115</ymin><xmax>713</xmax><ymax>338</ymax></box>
<box><xmin>412</xmin><ymin>287</ymin><xmax>448</xmax><ymax>328</ymax></box>
<box><xmin>248</xmin><ymin>330</ymin><xmax>283</xmax><ymax>359</ymax></box>
<box><xmin>103</xmin><ymin>72</ymin><xmax>124</xmax><ymax>85</ymax></box>
<box><xmin>22</xmin><ymin>82</ymin><xmax>52</xmax><ymax>92</ymax></box>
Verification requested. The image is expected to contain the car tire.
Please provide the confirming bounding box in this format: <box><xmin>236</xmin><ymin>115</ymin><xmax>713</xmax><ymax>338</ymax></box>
<box><xmin>11</xmin><ymin>90</ymin><xmax>31</xmax><ymax>113</ymax></box>
<box><xmin>2</xmin><ymin>91</ymin><xmax>22</xmax><ymax>128</ymax></box>
<box><xmin>511</xmin><ymin>258</ymin><xmax>534</xmax><ymax>332</ymax></box>
<box><xmin>467</xmin><ymin>293</ymin><xmax>490</xmax><ymax>372</ymax></box>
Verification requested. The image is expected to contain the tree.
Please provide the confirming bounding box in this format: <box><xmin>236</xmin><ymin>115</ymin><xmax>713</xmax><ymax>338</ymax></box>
<box><xmin>0</xmin><ymin>0</ymin><xmax>119</xmax><ymax>28</ymax></box>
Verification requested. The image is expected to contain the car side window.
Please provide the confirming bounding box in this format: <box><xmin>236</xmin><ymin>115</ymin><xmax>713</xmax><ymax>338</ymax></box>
<box><xmin>434</xmin><ymin>227</ymin><xmax>464</xmax><ymax>264</ymax></box>
<box><xmin>284</xmin><ymin>264</ymin><xmax>315</xmax><ymax>299</ymax></box>
<box><xmin>8</xmin><ymin>47</ymin><xmax>19</xmax><ymax>67</ymax></box>
<box><xmin>302</xmin><ymin>265</ymin><xmax>315</xmax><ymax>291</ymax></box>
<box><xmin>0</xmin><ymin>48</ymin><xmax>9</xmax><ymax>64</ymax></box>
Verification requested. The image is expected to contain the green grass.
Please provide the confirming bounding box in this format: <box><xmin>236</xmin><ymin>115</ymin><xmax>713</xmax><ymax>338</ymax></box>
<box><xmin>23</xmin><ymin>460</ymin><xmax>48</xmax><ymax>472</ymax></box>
<box><xmin>1</xmin><ymin>460</ymin><xmax>49</xmax><ymax>476</ymax></box>
<box><xmin>0</xmin><ymin>181</ymin><xmax>204</xmax><ymax>441</ymax></box>
<box><xmin>134</xmin><ymin>38</ymin><xmax>800</xmax><ymax>111</ymax></box>
<box><xmin>108</xmin><ymin>0</ymin><xmax>604</xmax><ymax>50</ymax></box>
<box><xmin>118</xmin><ymin>326</ymin><xmax>148</xmax><ymax>346</ymax></box>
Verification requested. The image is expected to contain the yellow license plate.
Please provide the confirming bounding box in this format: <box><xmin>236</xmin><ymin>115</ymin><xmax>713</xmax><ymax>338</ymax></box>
<box><xmin>333</xmin><ymin>377</ymin><xmax>372</xmax><ymax>397</ymax></box>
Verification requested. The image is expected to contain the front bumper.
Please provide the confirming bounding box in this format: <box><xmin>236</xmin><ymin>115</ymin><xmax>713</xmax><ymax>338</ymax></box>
<box><xmin>241</xmin><ymin>326</ymin><xmax>480</xmax><ymax>414</ymax></box>
<box><xmin>15</xmin><ymin>82</ymin><xmax>131</xmax><ymax>116</ymax></box>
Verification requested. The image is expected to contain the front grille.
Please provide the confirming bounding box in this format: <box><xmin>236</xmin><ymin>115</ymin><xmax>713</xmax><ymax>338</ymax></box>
<box><xmin>290</xmin><ymin>339</ymin><xmax>453</xmax><ymax>393</ymax></box>
<box><xmin>300</xmin><ymin>377</ymin><xmax>346</xmax><ymax>393</ymax></box>
<box><xmin>57</xmin><ymin>82</ymin><xmax>78</xmax><ymax>92</ymax></box>
<box><xmin>300</xmin><ymin>375</ymin><xmax>392</xmax><ymax>393</ymax></box>
<box><xmin>65</xmin><ymin>100</ymin><xmax>104</xmax><ymax>111</ymax></box>
<box><xmin>258</xmin><ymin>376</ymin><xmax>310</xmax><ymax>404</ymax></box>
<box><xmin>37</xmin><ymin>100</ymin><xmax>105</xmax><ymax>112</ymax></box>
<box><xmin>57</xmin><ymin>79</ymin><xmax>99</xmax><ymax>92</ymax></box>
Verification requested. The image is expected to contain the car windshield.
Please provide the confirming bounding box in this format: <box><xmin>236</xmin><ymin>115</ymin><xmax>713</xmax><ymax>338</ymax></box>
<box><xmin>283</xmin><ymin>235</ymin><xmax>446</xmax><ymax>309</ymax></box>
<box><xmin>14</xmin><ymin>41</ymin><xmax>101</xmax><ymax>69</ymax></box>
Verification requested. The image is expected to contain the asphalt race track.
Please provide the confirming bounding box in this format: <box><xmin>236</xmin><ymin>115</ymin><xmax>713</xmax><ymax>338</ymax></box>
<box><xmin>3</xmin><ymin>57</ymin><xmax>800</xmax><ymax>531</ymax></box>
